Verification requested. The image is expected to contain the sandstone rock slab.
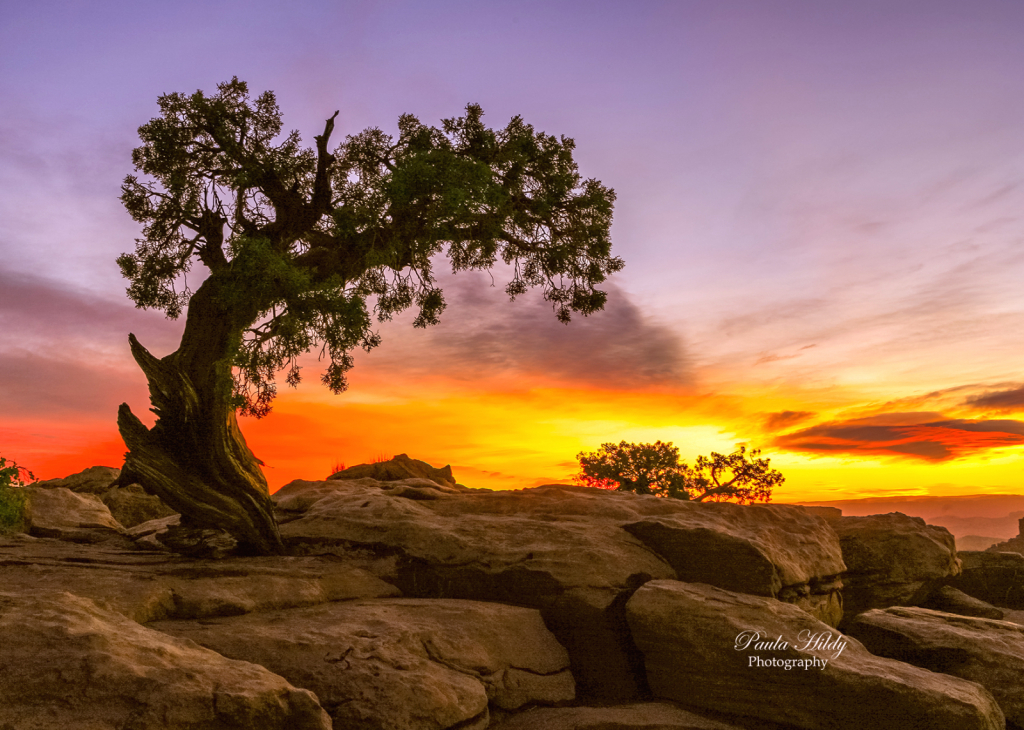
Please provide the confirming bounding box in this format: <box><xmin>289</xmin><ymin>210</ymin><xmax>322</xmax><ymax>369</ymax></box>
<box><xmin>34</xmin><ymin>464</ymin><xmax>120</xmax><ymax>494</ymax></box>
<box><xmin>152</xmin><ymin>597</ymin><xmax>574</xmax><ymax>730</ymax></box>
<box><xmin>832</xmin><ymin>512</ymin><xmax>960</xmax><ymax>621</ymax></box>
<box><xmin>626</xmin><ymin>580</ymin><xmax>1003</xmax><ymax>730</ymax></box>
<box><xmin>0</xmin><ymin>591</ymin><xmax>331</xmax><ymax>730</ymax></box>
<box><xmin>102</xmin><ymin>482</ymin><xmax>178</xmax><ymax>528</ymax></box>
<box><xmin>847</xmin><ymin>606</ymin><xmax>1024</xmax><ymax>728</ymax></box>
<box><xmin>328</xmin><ymin>452</ymin><xmax>459</xmax><ymax>487</ymax></box>
<box><xmin>36</xmin><ymin>466</ymin><xmax>178</xmax><ymax>529</ymax></box>
<box><xmin>623</xmin><ymin>502</ymin><xmax>845</xmax><ymax>625</ymax></box>
<box><xmin>24</xmin><ymin>485</ymin><xmax>125</xmax><ymax>542</ymax></box>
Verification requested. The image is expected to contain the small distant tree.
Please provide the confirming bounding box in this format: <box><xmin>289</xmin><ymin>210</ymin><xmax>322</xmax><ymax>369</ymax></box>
<box><xmin>575</xmin><ymin>442</ymin><xmax>781</xmax><ymax>504</ymax></box>
<box><xmin>575</xmin><ymin>441</ymin><xmax>690</xmax><ymax>498</ymax></box>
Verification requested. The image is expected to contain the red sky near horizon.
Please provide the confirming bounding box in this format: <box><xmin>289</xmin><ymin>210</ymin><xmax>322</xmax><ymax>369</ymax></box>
<box><xmin>3</xmin><ymin>1</ymin><xmax>1024</xmax><ymax>502</ymax></box>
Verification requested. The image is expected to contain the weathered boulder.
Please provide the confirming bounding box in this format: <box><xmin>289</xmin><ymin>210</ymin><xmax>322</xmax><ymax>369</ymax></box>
<box><xmin>847</xmin><ymin>606</ymin><xmax>1024</xmax><ymax>728</ymax></box>
<box><xmin>36</xmin><ymin>466</ymin><xmax>178</xmax><ymax>529</ymax></box>
<box><xmin>623</xmin><ymin>502</ymin><xmax>845</xmax><ymax>626</ymax></box>
<box><xmin>626</xmin><ymin>580</ymin><xmax>1004</xmax><ymax>730</ymax></box>
<box><xmin>490</xmin><ymin>702</ymin><xmax>743</xmax><ymax>729</ymax></box>
<box><xmin>329</xmin><ymin>452</ymin><xmax>459</xmax><ymax>487</ymax></box>
<box><xmin>102</xmin><ymin>482</ymin><xmax>178</xmax><ymax>528</ymax></box>
<box><xmin>24</xmin><ymin>486</ymin><xmax>125</xmax><ymax>542</ymax></box>
<box><xmin>0</xmin><ymin>535</ymin><xmax>399</xmax><ymax>623</ymax></box>
<box><xmin>35</xmin><ymin>464</ymin><xmax>120</xmax><ymax>494</ymax></box>
<box><xmin>921</xmin><ymin>585</ymin><xmax>1004</xmax><ymax>620</ymax></box>
<box><xmin>951</xmin><ymin>551</ymin><xmax>1024</xmax><ymax>609</ymax></box>
<box><xmin>275</xmin><ymin>480</ymin><xmax>676</xmax><ymax>700</ymax></box>
<box><xmin>152</xmin><ymin>598</ymin><xmax>575</xmax><ymax>730</ymax></box>
<box><xmin>0</xmin><ymin>591</ymin><xmax>331</xmax><ymax>730</ymax></box>
<box><xmin>832</xmin><ymin>513</ymin><xmax>960</xmax><ymax>621</ymax></box>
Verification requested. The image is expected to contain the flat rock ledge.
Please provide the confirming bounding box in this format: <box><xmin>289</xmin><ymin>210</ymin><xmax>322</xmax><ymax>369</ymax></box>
<box><xmin>0</xmin><ymin>536</ymin><xmax>399</xmax><ymax>623</ymax></box>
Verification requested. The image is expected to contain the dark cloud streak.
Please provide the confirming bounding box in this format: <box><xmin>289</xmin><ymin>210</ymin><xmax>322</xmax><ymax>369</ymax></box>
<box><xmin>0</xmin><ymin>267</ymin><xmax>179</xmax><ymax>417</ymax></box>
<box><xmin>0</xmin><ymin>267</ymin><xmax>180</xmax><ymax>350</ymax></box>
<box><xmin>407</xmin><ymin>273</ymin><xmax>692</xmax><ymax>389</ymax></box>
<box><xmin>763</xmin><ymin>410</ymin><xmax>816</xmax><ymax>431</ymax></box>
<box><xmin>965</xmin><ymin>385</ymin><xmax>1024</xmax><ymax>412</ymax></box>
<box><xmin>775</xmin><ymin>413</ymin><xmax>1024</xmax><ymax>461</ymax></box>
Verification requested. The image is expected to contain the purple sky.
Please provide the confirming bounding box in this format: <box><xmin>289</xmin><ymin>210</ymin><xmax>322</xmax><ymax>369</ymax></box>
<box><xmin>3</xmin><ymin>1</ymin><xmax>1024</xmax><ymax>493</ymax></box>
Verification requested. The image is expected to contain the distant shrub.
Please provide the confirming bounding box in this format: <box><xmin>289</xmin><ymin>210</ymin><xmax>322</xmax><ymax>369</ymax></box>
<box><xmin>0</xmin><ymin>456</ymin><xmax>33</xmax><ymax>534</ymax></box>
<box><xmin>575</xmin><ymin>442</ymin><xmax>782</xmax><ymax>504</ymax></box>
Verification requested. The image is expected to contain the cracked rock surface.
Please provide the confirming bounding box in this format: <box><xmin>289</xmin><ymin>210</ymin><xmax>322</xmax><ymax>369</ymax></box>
<box><xmin>0</xmin><ymin>591</ymin><xmax>331</xmax><ymax>730</ymax></box>
<box><xmin>150</xmin><ymin>597</ymin><xmax>575</xmax><ymax>730</ymax></box>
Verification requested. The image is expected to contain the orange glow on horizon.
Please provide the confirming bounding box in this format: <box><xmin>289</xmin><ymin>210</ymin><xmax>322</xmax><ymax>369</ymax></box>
<box><xmin>7</xmin><ymin>374</ymin><xmax>1023</xmax><ymax>503</ymax></box>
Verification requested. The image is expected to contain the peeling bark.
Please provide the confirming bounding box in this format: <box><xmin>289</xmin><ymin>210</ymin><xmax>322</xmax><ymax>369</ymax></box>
<box><xmin>117</xmin><ymin>276</ymin><xmax>284</xmax><ymax>555</ymax></box>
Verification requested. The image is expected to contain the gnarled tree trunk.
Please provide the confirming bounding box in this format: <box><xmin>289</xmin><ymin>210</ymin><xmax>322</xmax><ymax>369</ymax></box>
<box><xmin>117</xmin><ymin>275</ymin><xmax>284</xmax><ymax>555</ymax></box>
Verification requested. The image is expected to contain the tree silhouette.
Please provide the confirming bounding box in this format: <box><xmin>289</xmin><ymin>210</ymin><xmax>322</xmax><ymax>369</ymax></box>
<box><xmin>117</xmin><ymin>79</ymin><xmax>621</xmax><ymax>554</ymax></box>
<box><xmin>576</xmin><ymin>442</ymin><xmax>781</xmax><ymax>503</ymax></box>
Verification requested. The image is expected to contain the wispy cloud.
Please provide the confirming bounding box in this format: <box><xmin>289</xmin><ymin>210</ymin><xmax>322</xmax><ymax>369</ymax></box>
<box><xmin>361</xmin><ymin>271</ymin><xmax>693</xmax><ymax>390</ymax></box>
<box><xmin>964</xmin><ymin>385</ymin><xmax>1024</xmax><ymax>413</ymax></box>
<box><xmin>0</xmin><ymin>266</ymin><xmax>180</xmax><ymax>351</ymax></box>
<box><xmin>0</xmin><ymin>350</ymin><xmax>146</xmax><ymax>417</ymax></box>
<box><xmin>763</xmin><ymin>410</ymin><xmax>816</xmax><ymax>431</ymax></box>
<box><xmin>0</xmin><ymin>267</ymin><xmax>178</xmax><ymax>416</ymax></box>
<box><xmin>775</xmin><ymin>413</ymin><xmax>1024</xmax><ymax>461</ymax></box>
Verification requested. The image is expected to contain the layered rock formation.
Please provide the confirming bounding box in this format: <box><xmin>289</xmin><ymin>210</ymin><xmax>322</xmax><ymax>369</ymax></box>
<box><xmin>6</xmin><ymin>456</ymin><xmax>1020</xmax><ymax>730</ymax></box>
<box><xmin>951</xmin><ymin>550</ymin><xmax>1024</xmax><ymax>609</ymax></box>
<box><xmin>623</xmin><ymin>502</ymin><xmax>845</xmax><ymax>625</ymax></box>
<box><xmin>23</xmin><ymin>486</ymin><xmax>125</xmax><ymax>541</ymax></box>
<box><xmin>328</xmin><ymin>452</ymin><xmax>458</xmax><ymax>487</ymax></box>
<box><xmin>34</xmin><ymin>465</ymin><xmax>176</xmax><ymax>528</ymax></box>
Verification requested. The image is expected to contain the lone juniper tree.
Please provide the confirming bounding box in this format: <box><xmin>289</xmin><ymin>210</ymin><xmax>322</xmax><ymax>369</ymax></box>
<box><xmin>117</xmin><ymin>79</ymin><xmax>621</xmax><ymax>554</ymax></box>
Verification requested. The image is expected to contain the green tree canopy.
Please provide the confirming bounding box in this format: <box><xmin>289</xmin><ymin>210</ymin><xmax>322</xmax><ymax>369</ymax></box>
<box><xmin>119</xmin><ymin>77</ymin><xmax>621</xmax><ymax>417</ymax></box>
<box><xmin>575</xmin><ymin>442</ymin><xmax>781</xmax><ymax>504</ymax></box>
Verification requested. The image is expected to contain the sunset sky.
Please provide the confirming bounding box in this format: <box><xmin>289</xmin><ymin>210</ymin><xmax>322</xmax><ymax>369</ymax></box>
<box><xmin>2</xmin><ymin>1</ymin><xmax>1024</xmax><ymax>502</ymax></box>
